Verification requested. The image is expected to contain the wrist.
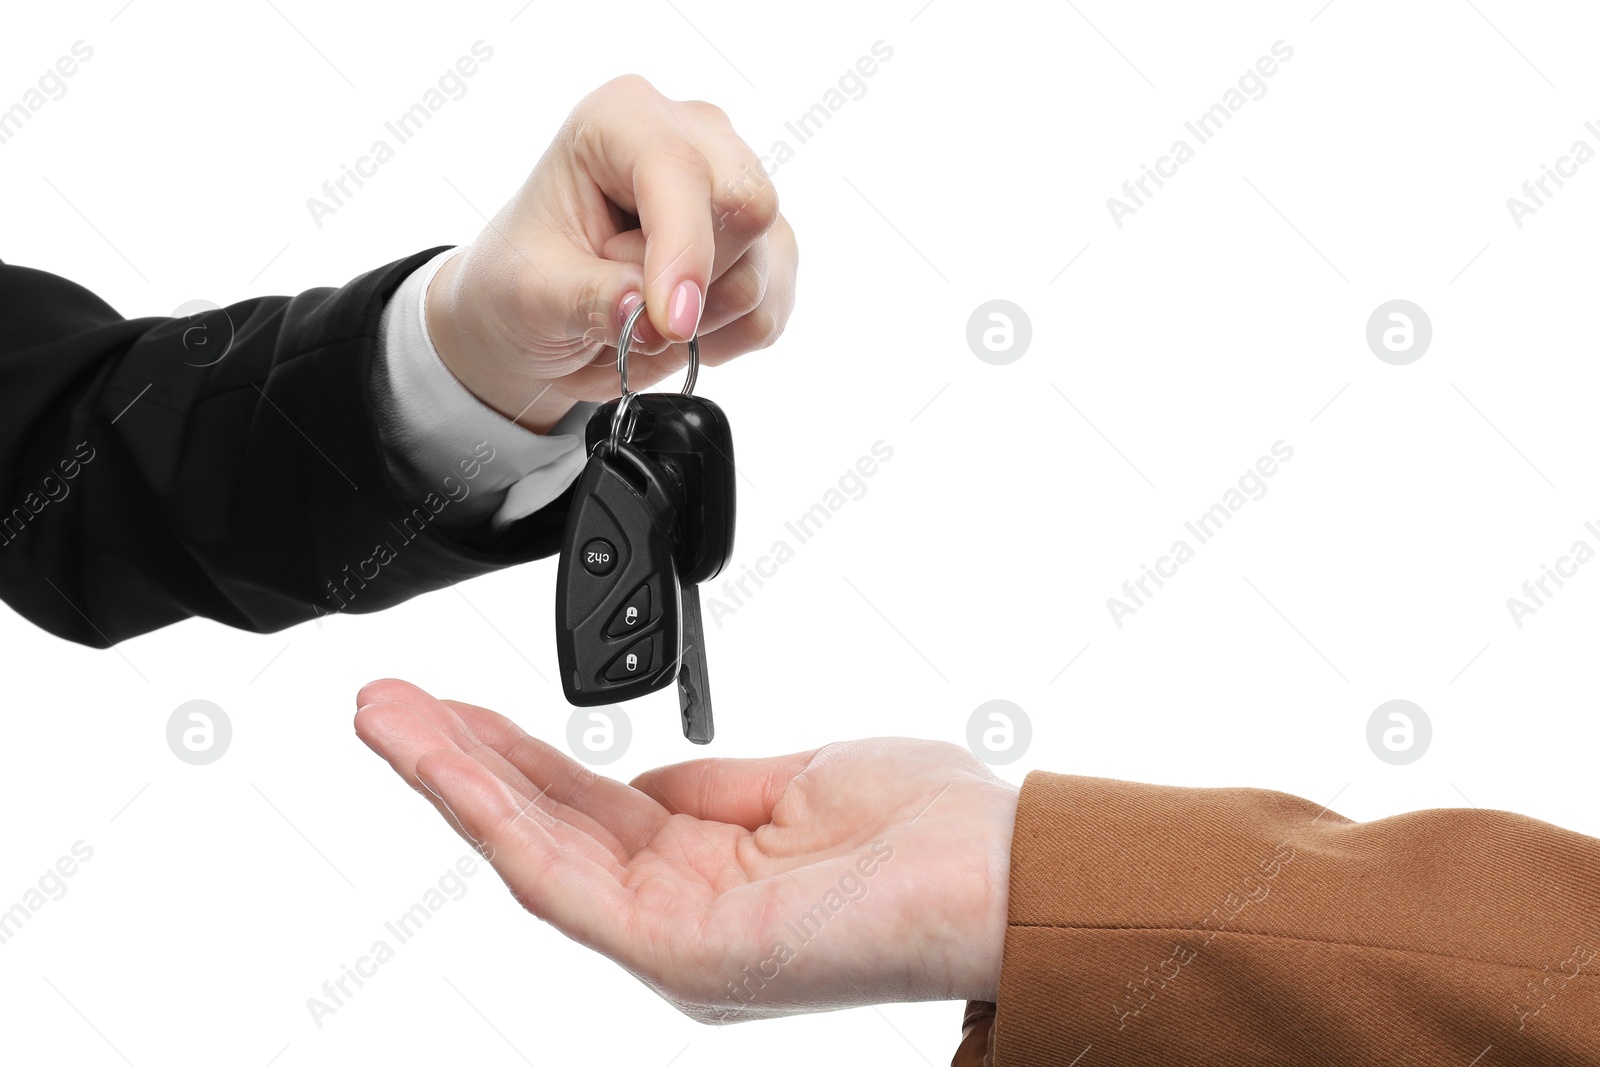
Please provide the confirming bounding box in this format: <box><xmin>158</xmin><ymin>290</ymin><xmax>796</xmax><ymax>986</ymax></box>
<box><xmin>424</xmin><ymin>248</ymin><xmax>581</xmax><ymax>435</ymax></box>
<box><xmin>966</xmin><ymin>777</ymin><xmax>1020</xmax><ymax>1002</ymax></box>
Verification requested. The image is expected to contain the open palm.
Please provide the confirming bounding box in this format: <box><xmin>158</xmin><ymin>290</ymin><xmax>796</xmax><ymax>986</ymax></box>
<box><xmin>355</xmin><ymin>679</ymin><xmax>1017</xmax><ymax>1021</ymax></box>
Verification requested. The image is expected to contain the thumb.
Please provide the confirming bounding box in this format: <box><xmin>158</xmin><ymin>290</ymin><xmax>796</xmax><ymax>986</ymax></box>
<box><xmin>539</xmin><ymin>247</ymin><xmax>650</xmax><ymax>353</ymax></box>
<box><xmin>630</xmin><ymin>748</ymin><xmax>820</xmax><ymax>830</ymax></box>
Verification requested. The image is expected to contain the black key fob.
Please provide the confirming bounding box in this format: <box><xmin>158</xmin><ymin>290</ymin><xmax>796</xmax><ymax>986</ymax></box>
<box><xmin>556</xmin><ymin>300</ymin><xmax>735</xmax><ymax>743</ymax></box>
<box><xmin>587</xmin><ymin>393</ymin><xmax>735</xmax><ymax>584</ymax></box>
<box><xmin>555</xmin><ymin>442</ymin><xmax>683</xmax><ymax>706</ymax></box>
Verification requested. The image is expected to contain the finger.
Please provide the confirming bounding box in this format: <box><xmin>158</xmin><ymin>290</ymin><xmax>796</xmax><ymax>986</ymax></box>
<box><xmin>573</xmin><ymin>80</ymin><xmax>777</xmax><ymax>342</ymax></box>
<box><xmin>619</xmin><ymin>212</ymin><xmax>794</xmax><ymax>380</ymax></box>
<box><xmin>414</xmin><ymin>748</ymin><xmax>636</xmax><ymax>956</ymax></box>
<box><xmin>607</xmin><ymin>235</ymin><xmax>770</xmax><ymax>338</ymax></box>
<box><xmin>627</xmin><ymin>141</ymin><xmax>713</xmax><ymax>342</ymax></box>
<box><xmin>355</xmin><ymin>679</ymin><xmax>466</xmax><ymax>784</ymax></box>
<box><xmin>629</xmin><ymin>748</ymin><xmax>820</xmax><ymax>831</ymax></box>
<box><xmin>354</xmin><ymin>696</ymin><xmax>480</xmax><ymax>841</ymax></box>
<box><xmin>618</xmin><ymin>304</ymin><xmax>773</xmax><ymax>386</ymax></box>
<box><xmin>515</xmin><ymin>245</ymin><xmax>671</xmax><ymax>373</ymax></box>
<box><xmin>675</xmin><ymin>100</ymin><xmax>780</xmax><ymax>279</ymax></box>
<box><xmin>356</xmin><ymin>677</ymin><xmax>439</xmax><ymax>711</ymax></box>
<box><xmin>572</xmin><ymin>84</ymin><xmax>713</xmax><ymax>342</ymax></box>
<box><xmin>597</xmin><ymin>108</ymin><xmax>779</xmax><ymax>291</ymax></box>
<box><xmin>691</xmin><ymin>299</ymin><xmax>782</xmax><ymax>368</ymax></box>
<box><xmin>698</xmin><ymin>212</ymin><xmax>796</xmax><ymax>364</ymax></box>
<box><xmin>411</xmin><ymin>697</ymin><xmax>642</xmax><ymax>862</ymax></box>
<box><xmin>580</xmin><ymin>234</ymin><xmax>683</xmax><ymax>361</ymax></box>
<box><xmin>597</xmin><ymin>212</ymin><xmax>783</xmax><ymax>350</ymax></box>
<box><xmin>442</xmin><ymin>699</ymin><xmax>667</xmax><ymax>852</ymax></box>
<box><xmin>358</xmin><ymin>696</ymin><xmax>647</xmax><ymax>897</ymax></box>
<box><xmin>698</xmin><ymin>238</ymin><xmax>769</xmax><ymax>336</ymax></box>
<box><xmin>577</xmin><ymin>233</ymin><xmax>670</xmax><ymax>355</ymax></box>
<box><xmin>353</xmin><ymin>680</ymin><xmax>659</xmax><ymax>860</ymax></box>
<box><xmin>354</xmin><ymin>679</ymin><xmax>565</xmax><ymax>844</ymax></box>
<box><xmin>352</xmin><ymin>698</ymin><xmax>445</xmax><ymax>790</ymax></box>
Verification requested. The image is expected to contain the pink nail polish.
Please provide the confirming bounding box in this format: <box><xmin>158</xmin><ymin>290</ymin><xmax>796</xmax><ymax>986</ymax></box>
<box><xmin>668</xmin><ymin>279</ymin><xmax>703</xmax><ymax>341</ymax></box>
<box><xmin>616</xmin><ymin>291</ymin><xmax>643</xmax><ymax>331</ymax></box>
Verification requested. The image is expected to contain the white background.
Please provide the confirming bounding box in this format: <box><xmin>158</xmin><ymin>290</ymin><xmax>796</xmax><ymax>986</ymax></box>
<box><xmin>4</xmin><ymin>1</ymin><xmax>1599</xmax><ymax>1064</ymax></box>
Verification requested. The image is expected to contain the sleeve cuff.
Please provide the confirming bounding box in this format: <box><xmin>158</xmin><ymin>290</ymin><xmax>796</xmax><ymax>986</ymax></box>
<box><xmin>371</xmin><ymin>246</ymin><xmax>597</xmax><ymax>535</ymax></box>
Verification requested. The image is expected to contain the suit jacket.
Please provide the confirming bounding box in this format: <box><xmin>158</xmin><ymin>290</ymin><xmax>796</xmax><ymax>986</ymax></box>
<box><xmin>0</xmin><ymin>249</ymin><xmax>569</xmax><ymax>644</ymax></box>
<box><xmin>954</xmin><ymin>772</ymin><xmax>1600</xmax><ymax>1065</ymax></box>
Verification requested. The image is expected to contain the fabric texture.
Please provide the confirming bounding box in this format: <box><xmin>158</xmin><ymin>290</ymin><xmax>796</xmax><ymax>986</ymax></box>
<box><xmin>959</xmin><ymin>772</ymin><xmax>1600</xmax><ymax>1066</ymax></box>
<box><xmin>0</xmin><ymin>248</ymin><xmax>573</xmax><ymax>644</ymax></box>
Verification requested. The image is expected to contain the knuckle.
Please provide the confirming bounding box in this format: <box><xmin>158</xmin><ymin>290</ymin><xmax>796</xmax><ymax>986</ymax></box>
<box><xmin>715</xmin><ymin>263</ymin><xmax>765</xmax><ymax>318</ymax></box>
<box><xmin>595</xmin><ymin>73</ymin><xmax>658</xmax><ymax>101</ymax></box>
<box><xmin>713</xmin><ymin>171</ymin><xmax>779</xmax><ymax>237</ymax></box>
<box><xmin>649</xmin><ymin>140</ymin><xmax>713</xmax><ymax>182</ymax></box>
<box><xmin>745</xmin><ymin>305</ymin><xmax>782</xmax><ymax>350</ymax></box>
<box><xmin>682</xmin><ymin>98</ymin><xmax>729</xmax><ymax>124</ymax></box>
<box><xmin>558</xmin><ymin>285</ymin><xmax>609</xmax><ymax>346</ymax></box>
<box><xmin>745</xmin><ymin>176</ymin><xmax>781</xmax><ymax>226</ymax></box>
<box><xmin>773</xmin><ymin>212</ymin><xmax>798</xmax><ymax>264</ymax></box>
<box><xmin>571</xmin><ymin>76</ymin><xmax>662</xmax><ymax>145</ymax></box>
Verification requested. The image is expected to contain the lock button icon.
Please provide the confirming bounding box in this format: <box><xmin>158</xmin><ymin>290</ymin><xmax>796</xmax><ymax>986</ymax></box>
<box><xmin>604</xmin><ymin>636</ymin><xmax>655</xmax><ymax>683</ymax></box>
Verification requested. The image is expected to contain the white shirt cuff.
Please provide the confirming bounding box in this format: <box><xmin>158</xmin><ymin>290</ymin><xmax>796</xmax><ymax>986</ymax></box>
<box><xmin>371</xmin><ymin>247</ymin><xmax>596</xmax><ymax>535</ymax></box>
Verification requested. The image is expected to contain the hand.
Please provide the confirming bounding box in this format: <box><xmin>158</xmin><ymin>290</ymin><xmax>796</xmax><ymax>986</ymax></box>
<box><xmin>424</xmin><ymin>75</ymin><xmax>798</xmax><ymax>433</ymax></box>
<box><xmin>354</xmin><ymin>680</ymin><xmax>1019</xmax><ymax>1021</ymax></box>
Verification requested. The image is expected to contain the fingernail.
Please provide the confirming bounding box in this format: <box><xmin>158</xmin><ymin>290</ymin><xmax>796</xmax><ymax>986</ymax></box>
<box><xmin>668</xmin><ymin>279</ymin><xmax>703</xmax><ymax>341</ymax></box>
<box><xmin>617</xmin><ymin>290</ymin><xmax>664</xmax><ymax>347</ymax></box>
<box><xmin>616</xmin><ymin>290</ymin><xmax>643</xmax><ymax>332</ymax></box>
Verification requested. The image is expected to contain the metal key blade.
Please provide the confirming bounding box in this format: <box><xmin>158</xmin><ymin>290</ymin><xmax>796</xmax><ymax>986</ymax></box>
<box><xmin>676</xmin><ymin>584</ymin><xmax>714</xmax><ymax>744</ymax></box>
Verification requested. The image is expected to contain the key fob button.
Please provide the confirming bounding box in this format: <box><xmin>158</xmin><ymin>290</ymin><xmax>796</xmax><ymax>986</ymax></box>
<box><xmin>582</xmin><ymin>538</ymin><xmax>618</xmax><ymax>576</ymax></box>
<box><xmin>604</xmin><ymin>637</ymin><xmax>654</xmax><ymax>682</ymax></box>
<box><xmin>605</xmin><ymin>583</ymin><xmax>652</xmax><ymax>638</ymax></box>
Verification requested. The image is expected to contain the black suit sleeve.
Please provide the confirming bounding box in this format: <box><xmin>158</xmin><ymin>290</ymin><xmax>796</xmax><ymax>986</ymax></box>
<box><xmin>0</xmin><ymin>248</ymin><xmax>571</xmax><ymax>647</ymax></box>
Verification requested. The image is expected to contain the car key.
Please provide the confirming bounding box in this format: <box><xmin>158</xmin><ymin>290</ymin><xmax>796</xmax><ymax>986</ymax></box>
<box><xmin>675</xmin><ymin>588</ymin><xmax>713</xmax><ymax>743</ymax></box>
<box><xmin>587</xmin><ymin>392</ymin><xmax>736</xmax><ymax>744</ymax></box>
<box><xmin>555</xmin><ymin>301</ymin><xmax>735</xmax><ymax>743</ymax></box>
<box><xmin>554</xmin><ymin>440</ymin><xmax>684</xmax><ymax>705</ymax></box>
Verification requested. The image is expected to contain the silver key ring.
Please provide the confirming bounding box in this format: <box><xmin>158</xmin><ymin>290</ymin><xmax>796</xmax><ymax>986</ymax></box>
<box><xmin>610</xmin><ymin>300</ymin><xmax>700</xmax><ymax>449</ymax></box>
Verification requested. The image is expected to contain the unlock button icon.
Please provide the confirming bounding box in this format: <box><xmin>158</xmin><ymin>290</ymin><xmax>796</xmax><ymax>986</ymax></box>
<box><xmin>605</xmin><ymin>583</ymin><xmax>653</xmax><ymax>638</ymax></box>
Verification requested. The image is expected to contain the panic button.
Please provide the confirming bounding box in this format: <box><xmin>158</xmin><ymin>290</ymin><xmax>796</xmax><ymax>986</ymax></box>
<box><xmin>605</xmin><ymin>584</ymin><xmax>652</xmax><ymax>638</ymax></box>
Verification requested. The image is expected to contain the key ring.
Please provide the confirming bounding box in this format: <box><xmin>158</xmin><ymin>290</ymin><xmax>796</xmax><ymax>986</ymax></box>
<box><xmin>609</xmin><ymin>300</ymin><xmax>700</xmax><ymax>450</ymax></box>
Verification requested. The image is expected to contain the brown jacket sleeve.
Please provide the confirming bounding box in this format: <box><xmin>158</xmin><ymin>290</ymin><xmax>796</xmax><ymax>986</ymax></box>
<box><xmin>960</xmin><ymin>772</ymin><xmax>1600</xmax><ymax>1067</ymax></box>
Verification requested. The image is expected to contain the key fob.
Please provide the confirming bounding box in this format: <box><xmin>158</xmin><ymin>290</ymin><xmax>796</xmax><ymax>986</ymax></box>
<box><xmin>587</xmin><ymin>393</ymin><xmax>736</xmax><ymax>584</ymax></box>
<box><xmin>555</xmin><ymin>442</ymin><xmax>684</xmax><ymax>706</ymax></box>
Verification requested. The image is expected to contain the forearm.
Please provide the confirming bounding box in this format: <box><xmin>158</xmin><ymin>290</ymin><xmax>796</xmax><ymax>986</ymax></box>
<box><xmin>0</xmin><ymin>249</ymin><xmax>567</xmax><ymax>644</ymax></box>
<box><xmin>990</xmin><ymin>773</ymin><xmax>1600</xmax><ymax>1065</ymax></box>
